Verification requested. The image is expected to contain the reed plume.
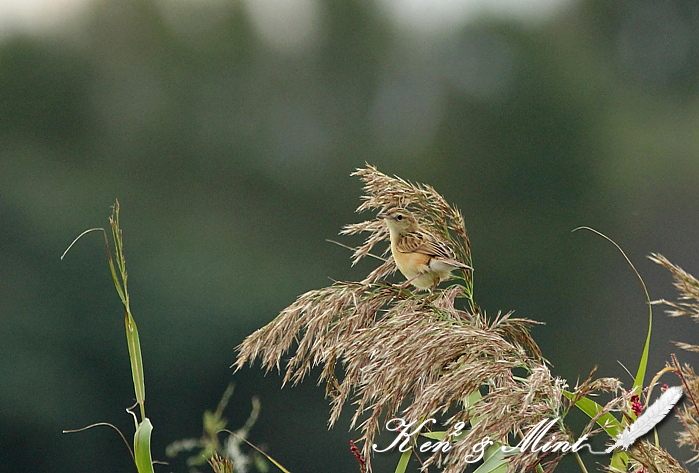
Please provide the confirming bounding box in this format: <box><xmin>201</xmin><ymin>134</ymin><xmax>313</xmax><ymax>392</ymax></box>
<box><xmin>234</xmin><ymin>165</ymin><xmax>630</xmax><ymax>472</ymax></box>
<box><xmin>651</xmin><ymin>254</ymin><xmax>699</xmax><ymax>463</ymax></box>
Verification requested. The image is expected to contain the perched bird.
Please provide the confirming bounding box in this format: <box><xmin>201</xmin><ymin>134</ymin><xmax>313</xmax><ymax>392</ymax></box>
<box><xmin>378</xmin><ymin>207</ymin><xmax>471</xmax><ymax>290</ymax></box>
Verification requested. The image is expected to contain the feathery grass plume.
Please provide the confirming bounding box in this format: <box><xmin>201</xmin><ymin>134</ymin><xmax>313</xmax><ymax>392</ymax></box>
<box><xmin>650</xmin><ymin>253</ymin><xmax>699</xmax><ymax>352</ymax></box>
<box><xmin>235</xmin><ymin>165</ymin><xmax>623</xmax><ymax>472</ymax></box>
<box><xmin>208</xmin><ymin>454</ymin><xmax>234</xmax><ymax>473</ymax></box>
<box><xmin>568</xmin><ymin>372</ymin><xmax>629</xmax><ymax>440</ymax></box>
<box><xmin>441</xmin><ymin>365</ymin><xmax>570</xmax><ymax>473</ymax></box>
<box><xmin>675</xmin><ymin>365</ymin><xmax>699</xmax><ymax>462</ymax></box>
<box><xmin>343</xmin><ymin>164</ymin><xmax>474</xmax><ymax>303</ymax></box>
<box><xmin>649</xmin><ymin>254</ymin><xmax>699</xmax><ymax>461</ymax></box>
<box><xmin>626</xmin><ymin>440</ymin><xmax>689</xmax><ymax>473</ymax></box>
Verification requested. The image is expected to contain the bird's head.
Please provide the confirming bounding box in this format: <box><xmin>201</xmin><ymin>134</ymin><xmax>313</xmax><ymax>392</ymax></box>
<box><xmin>377</xmin><ymin>207</ymin><xmax>419</xmax><ymax>234</ymax></box>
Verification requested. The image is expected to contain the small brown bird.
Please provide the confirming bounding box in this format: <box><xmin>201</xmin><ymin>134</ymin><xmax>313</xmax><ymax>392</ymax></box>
<box><xmin>378</xmin><ymin>207</ymin><xmax>471</xmax><ymax>290</ymax></box>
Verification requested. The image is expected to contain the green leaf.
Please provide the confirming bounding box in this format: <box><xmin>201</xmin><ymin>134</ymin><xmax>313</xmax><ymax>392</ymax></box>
<box><xmin>564</xmin><ymin>392</ymin><xmax>622</xmax><ymax>436</ymax></box>
<box><xmin>572</xmin><ymin>227</ymin><xmax>652</xmax><ymax>391</ymax></box>
<box><xmin>106</xmin><ymin>255</ymin><xmax>125</xmax><ymax>304</ymax></box>
<box><xmin>472</xmin><ymin>447</ymin><xmax>510</xmax><ymax>473</ymax></box>
<box><xmin>394</xmin><ymin>449</ymin><xmax>412</xmax><ymax>473</ymax></box>
<box><xmin>563</xmin><ymin>392</ymin><xmax>629</xmax><ymax>466</ymax></box>
<box><xmin>256</xmin><ymin>453</ymin><xmax>291</xmax><ymax>473</ymax></box>
<box><xmin>134</xmin><ymin>418</ymin><xmax>155</xmax><ymax>473</ymax></box>
<box><xmin>421</xmin><ymin>431</ymin><xmax>446</xmax><ymax>441</ymax></box>
<box><xmin>125</xmin><ymin>312</ymin><xmax>146</xmax><ymax>419</ymax></box>
<box><xmin>633</xmin><ymin>297</ymin><xmax>652</xmax><ymax>391</ymax></box>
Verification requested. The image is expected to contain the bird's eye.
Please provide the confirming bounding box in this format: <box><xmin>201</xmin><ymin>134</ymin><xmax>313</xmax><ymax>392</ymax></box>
<box><xmin>396</xmin><ymin>214</ymin><xmax>403</xmax><ymax>221</ymax></box>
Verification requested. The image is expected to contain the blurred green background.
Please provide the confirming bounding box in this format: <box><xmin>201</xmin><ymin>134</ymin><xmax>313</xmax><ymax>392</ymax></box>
<box><xmin>1</xmin><ymin>0</ymin><xmax>698</xmax><ymax>471</ymax></box>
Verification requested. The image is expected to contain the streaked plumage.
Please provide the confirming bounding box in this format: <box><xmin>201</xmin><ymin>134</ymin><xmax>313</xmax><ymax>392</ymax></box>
<box><xmin>378</xmin><ymin>207</ymin><xmax>471</xmax><ymax>290</ymax></box>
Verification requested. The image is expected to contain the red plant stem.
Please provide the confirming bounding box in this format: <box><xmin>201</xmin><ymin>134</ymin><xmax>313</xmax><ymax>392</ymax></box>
<box><xmin>672</xmin><ymin>354</ymin><xmax>699</xmax><ymax>418</ymax></box>
<box><xmin>671</xmin><ymin>353</ymin><xmax>699</xmax><ymax>448</ymax></box>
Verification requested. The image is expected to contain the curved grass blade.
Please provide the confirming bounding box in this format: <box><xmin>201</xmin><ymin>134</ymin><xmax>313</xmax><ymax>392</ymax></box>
<box><xmin>472</xmin><ymin>447</ymin><xmax>509</xmax><ymax>473</ymax></box>
<box><xmin>394</xmin><ymin>449</ymin><xmax>412</xmax><ymax>473</ymax></box>
<box><xmin>125</xmin><ymin>312</ymin><xmax>146</xmax><ymax>420</ymax></box>
<box><xmin>223</xmin><ymin>429</ymin><xmax>292</xmax><ymax>473</ymax></box>
<box><xmin>572</xmin><ymin>227</ymin><xmax>652</xmax><ymax>390</ymax></box>
<box><xmin>563</xmin><ymin>391</ymin><xmax>628</xmax><ymax>467</ymax></box>
<box><xmin>134</xmin><ymin>418</ymin><xmax>155</xmax><ymax>473</ymax></box>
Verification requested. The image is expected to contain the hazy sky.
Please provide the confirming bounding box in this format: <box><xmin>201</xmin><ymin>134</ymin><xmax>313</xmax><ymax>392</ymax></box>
<box><xmin>0</xmin><ymin>0</ymin><xmax>573</xmax><ymax>38</ymax></box>
<box><xmin>0</xmin><ymin>0</ymin><xmax>89</xmax><ymax>35</ymax></box>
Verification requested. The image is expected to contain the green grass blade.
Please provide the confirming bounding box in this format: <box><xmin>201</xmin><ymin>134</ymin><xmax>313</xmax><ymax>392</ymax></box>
<box><xmin>421</xmin><ymin>431</ymin><xmax>446</xmax><ymax>441</ymax></box>
<box><xmin>134</xmin><ymin>418</ymin><xmax>155</xmax><ymax>473</ymax></box>
<box><xmin>572</xmin><ymin>227</ymin><xmax>653</xmax><ymax>390</ymax></box>
<box><xmin>107</xmin><ymin>257</ymin><xmax>126</xmax><ymax>304</ymax></box>
<box><xmin>229</xmin><ymin>431</ymin><xmax>292</xmax><ymax>473</ymax></box>
<box><xmin>125</xmin><ymin>312</ymin><xmax>146</xmax><ymax>420</ymax></box>
<box><xmin>472</xmin><ymin>447</ymin><xmax>509</xmax><ymax>473</ymax></box>
<box><xmin>563</xmin><ymin>392</ymin><xmax>622</xmax><ymax>436</ymax></box>
<box><xmin>394</xmin><ymin>449</ymin><xmax>412</xmax><ymax>473</ymax></box>
<box><xmin>255</xmin><ymin>453</ymin><xmax>291</xmax><ymax>473</ymax></box>
<box><xmin>571</xmin><ymin>227</ymin><xmax>653</xmax><ymax>472</ymax></box>
<box><xmin>633</xmin><ymin>305</ymin><xmax>652</xmax><ymax>391</ymax></box>
<box><xmin>563</xmin><ymin>391</ymin><xmax>629</xmax><ymax>466</ymax></box>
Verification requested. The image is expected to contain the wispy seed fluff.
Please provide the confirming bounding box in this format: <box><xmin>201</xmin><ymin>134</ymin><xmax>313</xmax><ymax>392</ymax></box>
<box><xmin>235</xmin><ymin>165</ymin><xmax>630</xmax><ymax>473</ymax></box>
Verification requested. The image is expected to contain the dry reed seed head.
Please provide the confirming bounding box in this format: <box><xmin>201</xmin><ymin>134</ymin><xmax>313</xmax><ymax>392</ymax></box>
<box><xmin>207</xmin><ymin>454</ymin><xmax>235</xmax><ymax>473</ymax></box>
<box><xmin>677</xmin><ymin>430</ymin><xmax>699</xmax><ymax>463</ymax></box>
<box><xmin>434</xmin><ymin>372</ymin><xmax>570</xmax><ymax>473</ymax></box>
<box><xmin>488</xmin><ymin>311</ymin><xmax>546</xmax><ymax>362</ymax></box>
<box><xmin>678</xmin><ymin>364</ymin><xmax>699</xmax><ymax>401</ymax></box>
<box><xmin>234</xmin><ymin>283</ymin><xmax>393</xmax><ymax>384</ymax></box>
<box><xmin>674</xmin><ymin>364</ymin><xmax>699</xmax><ymax>462</ymax></box>
<box><xmin>360</xmin><ymin>259</ymin><xmax>396</xmax><ymax>286</ymax></box>
<box><xmin>627</xmin><ymin>441</ymin><xmax>690</xmax><ymax>473</ymax></box>
<box><xmin>583</xmin><ymin>389</ymin><xmax>637</xmax><ymax>440</ymax></box>
<box><xmin>589</xmin><ymin>377</ymin><xmax>624</xmax><ymax>393</ymax></box>
<box><xmin>674</xmin><ymin>342</ymin><xmax>699</xmax><ymax>353</ymax></box>
<box><xmin>562</xmin><ymin>369</ymin><xmax>632</xmax><ymax>444</ymax></box>
<box><xmin>234</xmin><ymin>165</ymin><xmax>571</xmax><ymax>473</ymax></box>
<box><xmin>677</xmin><ymin>403</ymin><xmax>699</xmax><ymax>462</ymax></box>
<box><xmin>568</xmin><ymin>367</ymin><xmax>623</xmax><ymax>409</ymax></box>
<box><xmin>650</xmin><ymin>253</ymin><xmax>699</xmax><ymax>322</ymax></box>
<box><xmin>339</xmin><ymin>306</ymin><xmax>556</xmax><ymax>471</ymax></box>
<box><xmin>650</xmin><ymin>254</ymin><xmax>699</xmax><ymax>461</ymax></box>
<box><xmin>347</xmin><ymin>164</ymin><xmax>472</xmax><ymax>271</ymax></box>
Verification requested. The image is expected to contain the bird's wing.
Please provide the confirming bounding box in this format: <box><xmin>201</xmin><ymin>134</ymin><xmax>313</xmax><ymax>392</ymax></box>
<box><xmin>396</xmin><ymin>231</ymin><xmax>456</xmax><ymax>261</ymax></box>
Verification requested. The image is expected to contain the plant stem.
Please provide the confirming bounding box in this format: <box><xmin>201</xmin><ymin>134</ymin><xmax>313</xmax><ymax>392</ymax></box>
<box><xmin>574</xmin><ymin>452</ymin><xmax>589</xmax><ymax>473</ymax></box>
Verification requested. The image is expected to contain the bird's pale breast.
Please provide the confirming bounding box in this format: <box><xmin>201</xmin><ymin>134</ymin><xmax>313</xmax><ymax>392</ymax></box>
<box><xmin>391</xmin><ymin>245</ymin><xmax>430</xmax><ymax>279</ymax></box>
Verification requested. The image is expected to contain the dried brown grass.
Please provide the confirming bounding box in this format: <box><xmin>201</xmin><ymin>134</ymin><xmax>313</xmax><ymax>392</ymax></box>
<box><xmin>234</xmin><ymin>165</ymin><xmax>646</xmax><ymax>472</ymax></box>
<box><xmin>651</xmin><ymin>253</ymin><xmax>699</xmax><ymax>464</ymax></box>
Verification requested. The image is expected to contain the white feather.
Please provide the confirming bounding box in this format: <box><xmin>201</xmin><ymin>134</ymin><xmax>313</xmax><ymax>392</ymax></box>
<box><xmin>606</xmin><ymin>386</ymin><xmax>683</xmax><ymax>453</ymax></box>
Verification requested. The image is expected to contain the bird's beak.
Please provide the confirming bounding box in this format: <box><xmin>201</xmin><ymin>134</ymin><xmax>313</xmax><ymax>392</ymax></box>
<box><xmin>376</xmin><ymin>213</ymin><xmax>388</xmax><ymax>220</ymax></box>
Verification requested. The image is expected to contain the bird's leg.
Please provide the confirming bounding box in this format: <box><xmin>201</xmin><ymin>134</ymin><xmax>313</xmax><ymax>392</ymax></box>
<box><xmin>427</xmin><ymin>279</ymin><xmax>441</xmax><ymax>299</ymax></box>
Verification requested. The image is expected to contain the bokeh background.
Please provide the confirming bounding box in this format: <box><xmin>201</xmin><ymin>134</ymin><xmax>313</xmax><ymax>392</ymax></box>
<box><xmin>1</xmin><ymin>0</ymin><xmax>698</xmax><ymax>471</ymax></box>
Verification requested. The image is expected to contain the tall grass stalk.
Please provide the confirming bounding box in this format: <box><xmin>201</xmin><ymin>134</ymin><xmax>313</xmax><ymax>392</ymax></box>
<box><xmin>63</xmin><ymin>200</ymin><xmax>154</xmax><ymax>473</ymax></box>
